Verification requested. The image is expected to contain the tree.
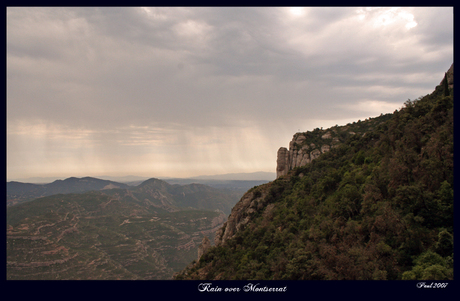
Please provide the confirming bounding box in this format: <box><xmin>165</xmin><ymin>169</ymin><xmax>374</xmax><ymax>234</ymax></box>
<box><xmin>435</xmin><ymin>229</ymin><xmax>453</xmax><ymax>258</ymax></box>
<box><xmin>401</xmin><ymin>250</ymin><xmax>453</xmax><ymax>280</ymax></box>
<box><xmin>442</xmin><ymin>72</ymin><xmax>450</xmax><ymax>97</ymax></box>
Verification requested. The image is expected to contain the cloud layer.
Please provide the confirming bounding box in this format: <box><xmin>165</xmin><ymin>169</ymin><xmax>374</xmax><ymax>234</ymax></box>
<box><xmin>7</xmin><ymin>7</ymin><xmax>453</xmax><ymax>180</ymax></box>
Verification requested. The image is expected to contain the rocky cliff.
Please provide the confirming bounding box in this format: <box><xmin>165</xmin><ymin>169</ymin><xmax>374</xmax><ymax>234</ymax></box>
<box><xmin>276</xmin><ymin>131</ymin><xmax>341</xmax><ymax>178</ymax></box>
<box><xmin>275</xmin><ymin>64</ymin><xmax>454</xmax><ymax>180</ymax></box>
<box><xmin>197</xmin><ymin>236</ymin><xmax>211</xmax><ymax>260</ymax></box>
<box><xmin>213</xmin><ymin>113</ymin><xmax>395</xmax><ymax>246</ymax></box>
<box><xmin>175</xmin><ymin>63</ymin><xmax>453</xmax><ymax>280</ymax></box>
<box><xmin>214</xmin><ymin>185</ymin><xmax>272</xmax><ymax>246</ymax></box>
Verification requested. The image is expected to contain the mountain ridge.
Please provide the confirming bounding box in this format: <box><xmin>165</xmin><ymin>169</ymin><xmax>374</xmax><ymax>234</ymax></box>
<box><xmin>7</xmin><ymin>176</ymin><xmax>131</xmax><ymax>206</ymax></box>
<box><xmin>175</xmin><ymin>63</ymin><xmax>454</xmax><ymax>280</ymax></box>
<box><xmin>9</xmin><ymin>171</ymin><xmax>276</xmax><ymax>184</ymax></box>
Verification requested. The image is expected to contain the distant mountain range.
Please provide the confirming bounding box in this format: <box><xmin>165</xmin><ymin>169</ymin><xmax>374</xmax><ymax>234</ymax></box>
<box><xmin>7</xmin><ymin>177</ymin><xmax>131</xmax><ymax>206</ymax></box>
<box><xmin>8</xmin><ymin>171</ymin><xmax>276</xmax><ymax>184</ymax></box>
<box><xmin>7</xmin><ymin>177</ymin><xmax>242</xmax><ymax>279</ymax></box>
<box><xmin>7</xmin><ymin>175</ymin><xmax>269</xmax><ymax>209</ymax></box>
<box><xmin>7</xmin><ymin>176</ymin><xmax>247</xmax><ymax>214</ymax></box>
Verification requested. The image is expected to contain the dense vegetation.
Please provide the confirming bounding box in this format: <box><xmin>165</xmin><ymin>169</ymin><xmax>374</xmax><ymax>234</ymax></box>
<box><xmin>176</xmin><ymin>77</ymin><xmax>453</xmax><ymax>280</ymax></box>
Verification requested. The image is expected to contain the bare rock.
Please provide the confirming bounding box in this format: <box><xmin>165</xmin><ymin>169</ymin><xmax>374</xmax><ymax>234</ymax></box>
<box><xmin>321</xmin><ymin>132</ymin><xmax>332</xmax><ymax>139</ymax></box>
<box><xmin>197</xmin><ymin>236</ymin><xmax>211</xmax><ymax>261</ymax></box>
<box><xmin>215</xmin><ymin>188</ymin><xmax>269</xmax><ymax>246</ymax></box>
<box><xmin>321</xmin><ymin>144</ymin><xmax>331</xmax><ymax>153</ymax></box>
<box><xmin>276</xmin><ymin>147</ymin><xmax>290</xmax><ymax>178</ymax></box>
<box><xmin>310</xmin><ymin>149</ymin><xmax>322</xmax><ymax>160</ymax></box>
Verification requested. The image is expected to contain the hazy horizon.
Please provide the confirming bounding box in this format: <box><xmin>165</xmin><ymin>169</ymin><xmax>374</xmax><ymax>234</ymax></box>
<box><xmin>7</xmin><ymin>7</ymin><xmax>453</xmax><ymax>180</ymax></box>
<box><xmin>7</xmin><ymin>170</ymin><xmax>277</xmax><ymax>183</ymax></box>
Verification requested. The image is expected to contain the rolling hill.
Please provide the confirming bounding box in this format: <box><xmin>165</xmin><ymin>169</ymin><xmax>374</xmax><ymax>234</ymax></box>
<box><xmin>7</xmin><ymin>177</ymin><xmax>131</xmax><ymax>206</ymax></box>
<box><xmin>6</xmin><ymin>177</ymin><xmax>238</xmax><ymax>279</ymax></box>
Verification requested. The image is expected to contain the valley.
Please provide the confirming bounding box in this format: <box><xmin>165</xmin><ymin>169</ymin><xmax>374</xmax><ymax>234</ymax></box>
<box><xmin>6</xmin><ymin>177</ymin><xmax>243</xmax><ymax>279</ymax></box>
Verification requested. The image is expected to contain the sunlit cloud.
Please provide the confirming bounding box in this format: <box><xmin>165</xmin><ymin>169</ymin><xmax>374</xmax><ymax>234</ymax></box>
<box><xmin>288</xmin><ymin>7</ymin><xmax>306</xmax><ymax>16</ymax></box>
<box><xmin>356</xmin><ymin>7</ymin><xmax>418</xmax><ymax>30</ymax></box>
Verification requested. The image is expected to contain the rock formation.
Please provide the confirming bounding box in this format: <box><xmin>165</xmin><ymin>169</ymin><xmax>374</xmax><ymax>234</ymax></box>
<box><xmin>215</xmin><ymin>187</ymin><xmax>270</xmax><ymax>246</ymax></box>
<box><xmin>276</xmin><ymin>147</ymin><xmax>289</xmax><ymax>178</ymax></box>
<box><xmin>276</xmin><ymin>131</ymin><xmax>340</xmax><ymax>179</ymax></box>
<box><xmin>197</xmin><ymin>236</ymin><xmax>211</xmax><ymax>261</ymax></box>
<box><xmin>274</xmin><ymin>98</ymin><xmax>414</xmax><ymax>179</ymax></box>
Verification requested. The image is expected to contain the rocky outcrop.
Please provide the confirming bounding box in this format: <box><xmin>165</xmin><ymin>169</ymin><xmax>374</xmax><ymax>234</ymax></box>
<box><xmin>276</xmin><ymin>147</ymin><xmax>290</xmax><ymax>178</ymax></box>
<box><xmin>197</xmin><ymin>236</ymin><xmax>211</xmax><ymax>261</ymax></box>
<box><xmin>196</xmin><ymin>211</ymin><xmax>228</xmax><ymax>237</ymax></box>
<box><xmin>276</xmin><ymin>131</ymin><xmax>340</xmax><ymax>179</ymax></box>
<box><xmin>275</xmin><ymin>63</ymin><xmax>455</xmax><ymax>180</ymax></box>
<box><xmin>215</xmin><ymin>187</ymin><xmax>270</xmax><ymax>246</ymax></box>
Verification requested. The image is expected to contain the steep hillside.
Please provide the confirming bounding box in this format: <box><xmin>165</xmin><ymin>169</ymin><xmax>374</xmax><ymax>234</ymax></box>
<box><xmin>6</xmin><ymin>178</ymin><xmax>233</xmax><ymax>279</ymax></box>
<box><xmin>175</xmin><ymin>64</ymin><xmax>454</xmax><ymax>280</ymax></box>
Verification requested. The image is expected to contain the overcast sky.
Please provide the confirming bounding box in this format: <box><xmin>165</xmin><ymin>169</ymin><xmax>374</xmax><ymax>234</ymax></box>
<box><xmin>7</xmin><ymin>7</ymin><xmax>453</xmax><ymax>181</ymax></box>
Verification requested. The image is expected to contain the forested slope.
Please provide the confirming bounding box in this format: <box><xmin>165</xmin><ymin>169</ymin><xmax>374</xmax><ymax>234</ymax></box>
<box><xmin>175</xmin><ymin>68</ymin><xmax>454</xmax><ymax>280</ymax></box>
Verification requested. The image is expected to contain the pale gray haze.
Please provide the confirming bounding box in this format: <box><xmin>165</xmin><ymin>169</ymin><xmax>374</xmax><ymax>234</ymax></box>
<box><xmin>7</xmin><ymin>7</ymin><xmax>453</xmax><ymax>181</ymax></box>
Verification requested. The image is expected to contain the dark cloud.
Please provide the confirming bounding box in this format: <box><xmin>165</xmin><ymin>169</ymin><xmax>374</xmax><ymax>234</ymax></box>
<box><xmin>7</xmin><ymin>7</ymin><xmax>453</xmax><ymax>179</ymax></box>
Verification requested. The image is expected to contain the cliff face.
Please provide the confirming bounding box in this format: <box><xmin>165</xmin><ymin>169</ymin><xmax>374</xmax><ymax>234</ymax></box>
<box><xmin>214</xmin><ymin>186</ymin><xmax>271</xmax><ymax>246</ymax></box>
<box><xmin>216</xmin><ymin>128</ymin><xmax>345</xmax><ymax>244</ymax></box>
<box><xmin>214</xmin><ymin>113</ymin><xmax>395</xmax><ymax>245</ymax></box>
<box><xmin>197</xmin><ymin>236</ymin><xmax>211</xmax><ymax>261</ymax></box>
<box><xmin>276</xmin><ymin>132</ymin><xmax>341</xmax><ymax>178</ymax></box>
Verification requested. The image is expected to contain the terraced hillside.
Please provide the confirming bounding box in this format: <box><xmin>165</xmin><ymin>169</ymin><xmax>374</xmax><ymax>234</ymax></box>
<box><xmin>7</xmin><ymin>179</ymin><xmax>230</xmax><ymax>279</ymax></box>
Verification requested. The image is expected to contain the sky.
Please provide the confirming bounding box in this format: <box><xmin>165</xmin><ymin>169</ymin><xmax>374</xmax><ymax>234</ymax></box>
<box><xmin>7</xmin><ymin>7</ymin><xmax>453</xmax><ymax>181</ymax></box>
